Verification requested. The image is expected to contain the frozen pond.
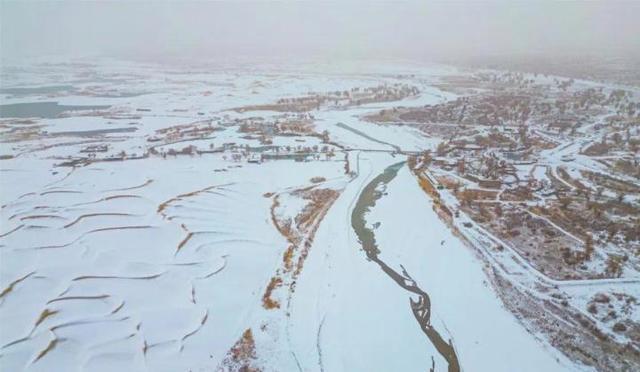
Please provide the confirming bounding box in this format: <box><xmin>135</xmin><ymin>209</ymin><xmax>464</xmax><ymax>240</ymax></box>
<box><xmin>0</xmin><ymin>101</ymin><xmax>110</xmax><ymax>118</ymax></box>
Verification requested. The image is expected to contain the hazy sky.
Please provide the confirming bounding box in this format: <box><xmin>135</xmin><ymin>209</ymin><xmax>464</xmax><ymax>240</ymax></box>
<box><xmin>1</xmin><ymin>1</ymin><xmax>639</xmax><ymax>64</ymax></box>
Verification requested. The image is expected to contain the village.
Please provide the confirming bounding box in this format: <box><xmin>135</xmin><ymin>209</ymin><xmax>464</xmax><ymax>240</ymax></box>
<box><xmin>363</xmin><ymin>70</ymin><xmax>640</xmax><ymax>368</ymax></box>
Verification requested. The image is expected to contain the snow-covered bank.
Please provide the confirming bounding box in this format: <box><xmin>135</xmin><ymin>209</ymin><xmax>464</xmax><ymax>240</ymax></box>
<box><xmin>366</xmin><ymin>164</ymin><xmax>582</xmax><ymax>371</ymax></box>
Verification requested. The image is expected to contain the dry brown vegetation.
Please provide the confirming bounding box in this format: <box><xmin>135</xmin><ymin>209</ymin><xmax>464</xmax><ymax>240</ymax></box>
<box><xmin>262</xmin><ymin>276</ymin><xmax>283</xmax><ymax>310</ymax></box>
<box><xmin>262</xmin><ymin>188</ymin><xmax>340</xmax><ymax>312</ymax></box>
<box><xmin>457</xmin><ymin>188</ymin><xmax>498</xmax><ymax>202</ymax></box>
<box><xmin>233</xmin><ymin>84</ymin><xmax>419</xmax><ymax>113</ymax></box>
<box><xmin>464</xmin><ymin>202</ymin><xmax>599</xmax><ymax>279</ymax></box>
<box><xmin>218</xmin><ymin>329</ymin><xmax>261</xmax><ymax>372</ymax></box>
<box><xmin>153</xmin><ymin>119</ymin><xmax>220</xmax><ymax>142</ymax></box>
<box><xmin>411</xmin><ymin>168</ymin><xmax>453</xmax><ymax>221</ymax></box>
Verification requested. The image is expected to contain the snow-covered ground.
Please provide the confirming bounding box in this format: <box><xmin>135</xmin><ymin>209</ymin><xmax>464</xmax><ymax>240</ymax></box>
<box><xmin>1</xmin><ymin>59</ymin><xmax>627</xmax><ymax>371</ymax></box>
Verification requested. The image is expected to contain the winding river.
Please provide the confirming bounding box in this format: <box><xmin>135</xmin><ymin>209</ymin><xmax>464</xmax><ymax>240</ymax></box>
<box><xmin>351</xmin><ymin>161</ymin><xmax>460</xmax><ymax>372</ymax></box>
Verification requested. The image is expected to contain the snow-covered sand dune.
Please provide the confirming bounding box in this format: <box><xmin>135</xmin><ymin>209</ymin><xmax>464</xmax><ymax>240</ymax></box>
<box><xmin>0</xmin><ymin>154</ymin><xmax>345</xmax><ymax>372</ymax></box>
